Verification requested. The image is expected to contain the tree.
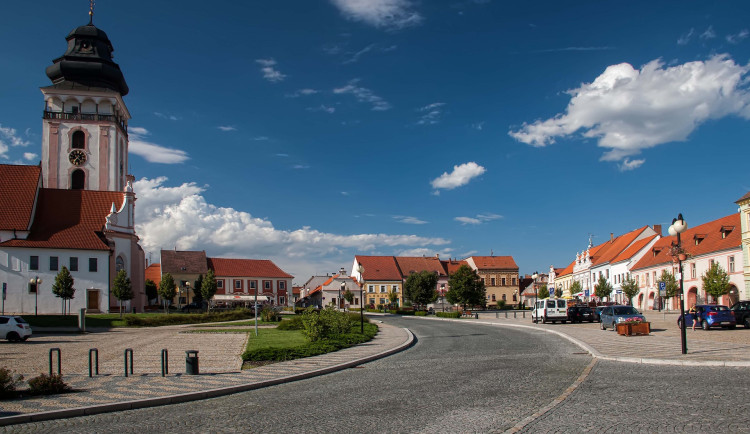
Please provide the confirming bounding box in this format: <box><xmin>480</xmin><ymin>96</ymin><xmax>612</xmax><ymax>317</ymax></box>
<box><xmin>446</xmin><ymin>265</ymin><xmax>486</xmax><ymax>311</ymax></box>
<box><xmin>112</xmin><ymin>269</ymin><xmax>133</xmax><ymax>318</ymax></box>
<box><xmin>201</xmin><ymin>269</ymin><xmax>218</xmax><ymax>312</ymax></box>
<box><xmin>158</xmin><ymin>273</ymin><xmax>176</xmax><ymax>314</ymax></box>
<box><xmin>659</xmin><ymin>270</ymin><xmax>679</xmax><ymax>302</ymax></box>
<box><xmin>193</xmin><ymin>274</ymin><xmax>204</xmax><ymax>306</ymax></box>
<box><xmin>594</xmin><ymin>275</ymin><xmax>613</xmax><ymax>301</ymax></box>
<box><xmin>702</xmin><ymin>262</ymin><xmax>730</xmax><ymax>303</ymax></box>
<box><xmin>568</xmin><ymin>280</ymin><xmax>582</xmax><ymax>298</ymax></box>
<box><xmin>404</xmin><ymin>271</ymin><xmax>438</xmax><ymax>310</ymax></box>
<box><xmin>145</xmin><ymin>279</ymin><xmax>158</xmax><ymax>305</ymax></box>
<box><xmin>621</xmin><ymin>276</ymin><xmax>640</xmax><ymax>306</ymax></box>
<box><xmin>537</xmin><ymin>284</ymin><xmax>548</xmax><ymax>300</ymax></box>
<box><xmin>52</xmin><ymin>266</ymin><xmax>75</xmax><ymax>315</ymax></box>
<box><xmin>343</xmin><ymin>289</ymin><xmax>354</xmax><ymax>305</ymax></box>
<box><xmin>388</xmin><ymin>289</ymin><xmax>399</xmax><ymax>309</ymax></box>
<box><xmin>554</xmin><ymin>286</ymin><xmax>563</xmax><ymax>298</ymax></box>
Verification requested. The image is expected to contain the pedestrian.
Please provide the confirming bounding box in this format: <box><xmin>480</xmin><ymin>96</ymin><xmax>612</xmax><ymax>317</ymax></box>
<box><xmin>689</xmin><ymin>304</ymin><xmax>699</xmax><ymax>331</ymax></box>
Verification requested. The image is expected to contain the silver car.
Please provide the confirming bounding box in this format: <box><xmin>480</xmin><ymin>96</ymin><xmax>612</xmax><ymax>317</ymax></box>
<box><xmin>0</xmin><ymin>315</ymin><xmax>32</xmax><ymax>341</ymax></box>
<box><xmin>599</xmin><ymin>306</ymin><xmax>646</xmax><ymax>331</ymax></box>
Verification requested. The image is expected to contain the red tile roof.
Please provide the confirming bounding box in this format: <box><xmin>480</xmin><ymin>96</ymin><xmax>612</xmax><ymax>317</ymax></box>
<box><xmin>355</xmin><ymin>255</ymin><xmax>403</xmax><ymax>281</ymax></box>
<box><xmin>395</xmin><ymin>256</ymin><xmax>447</xmax><ymax>276</ymax></box>
<box><xmin>0</xmin><ymin>188</ymin><xmax>123</xmax><ymax>250</ymax></box>
<box><xmin>441</xmin><ymin>259</ymin><xmax>468</xmax><ymax>275</ymax></box>
<box><xmin>736</xmin><ymin>192</ymin><xmax>750</xmax><ymax>204</ymax></box>
<box><xmin>557</xmin><ymin>260</ymin><xmax>575</xmax><ymax>277</ymax></box>
<box><xmin>145</xmin><ymin>263</ymin><xmax>161</xmax><ymax>286</ymax></box>
<box><xmin>631</xmin><ymin>214</ymin><xmax>740</xmax><ymax>271</ymax></box>
<box><xmin>611</xmin><ymin>235</ymin><xmax>657</xmax><ymax>264</ymax></box>
<box><xmin>161</xmin><ymin>250</ymin><xmax>208</xmax><ymax>274</ymax></box>
<box><xmin>469</xmin><ymin>256</ymin><xmax>518</xmax><ymax>270</ymax></box>
<box><xmin>207</xmin><ymin>257</ymin><xmax>293</xmax><ymax>278</ymax></box>
<box><xmin>0</xmin><ymin>164</ymin><xmax>41</xmax><ymax>231</ymax></box>
<box><xmin>592</xmin><ymin>226</ymin><xmax>650</xmax><ymax>265</ymax></box>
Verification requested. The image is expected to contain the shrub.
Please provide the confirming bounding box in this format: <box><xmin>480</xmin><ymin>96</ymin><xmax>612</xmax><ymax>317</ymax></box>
<box><xmin>497</xmin><ymin>300</ymin><xmax>506</xmax><ymax>309</ymax></box>
<box><xmin>261</xmin><ymin>306</ymin><xmax>281</xmax><ymax>322</ymax></box>
<box><xmin>27</xmin><ymin>373</ymin><xmax>70</xmax><ymax>395</ymax></box>
<box><xmin>124</xmin><ymin>309</ymin><xmax>254</xmax><ymax>327</ymax></box>
<box><xmin>415</xmin><ymin>311</ymin><xmax>427</xmax><ymax>316</ymax></box>
<box><xmin>277</xmin><ymin>315</ymin><xmax>304</xmax><ymax>330</ymax></box>
<box><xmin>395</xmin><ymin>309</ymin><xmax>415</xmax><ymax>315</ymax></box>
<box><xmin>345</xmin><ymin>312</ymin><xmax>369</xmax><ymax>323</ymax></box>
<box><xmin>301</xmin><ymin>307</ymin><xmax>353</xmax><ymax>342</ymax></box>
<box><xmin>243</xmin><ymin>323</ymin><xmax>378</xmax><ymax>361</ymax></box>
<box><xmin>0</xmin><ymin>367</ymin><xmax>23</xmax><ymax>398</ymax></box>
<box><xmin>436</xmin><ymin>311</ymin><xmax>461</xmax><ymax>318</ymax></box>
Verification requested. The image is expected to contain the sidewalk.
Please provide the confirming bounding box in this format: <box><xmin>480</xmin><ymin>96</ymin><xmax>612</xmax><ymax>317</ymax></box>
<box><xmin>0</xmin><ymin>323</ymin><xmax>413</xmax><ymax>426</ymax></box>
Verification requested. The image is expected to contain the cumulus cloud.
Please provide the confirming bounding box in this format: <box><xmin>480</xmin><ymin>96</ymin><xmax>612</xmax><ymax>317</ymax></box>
<box><xmin>133</xmin><ymin>177</ymin><xmax>450</xmax><ymax>278</ymax></box>
<box><xmin>431</xmin><ymin>162</ymin><xmax>486</xmax><ymax>191</ymax></box>
<box><xmin>330</xmin><ymin>0</ymin><xmax>422</xmax><ymax>30</ymax></box>
<box><xmin>394</xmin><ymin>216</ymin><xmax>427</xmax><ymax>225</ymax></box>
<box><xmin>417</xmin><ymin>102</ymin><xmax>446</xmax><ymax>125</ymax></box>
<box><xmin>334</xmin><ymin>79</ymin><xmax>391</xmax><ymax>111</ymax></box>
<box><xmin>0</xmin><ymin>124</ymin><xmax>32</xmax><ymax>159</ymax></box>
<box><xmin>618</xmin><ymin>158</ymin><xmax>645</xmax><ymax>171</ymax></box>
<box><xmin>23</xmin><ymin>152</ymin><xmax>38</xmax><ymax>161</ymax></box>
<box><xmin>509</xmin><ymin>55</ymin><xmax>750</xmax><ymax>166</ymax></box>
<box><xmin>128</xmin><ymin>127</ymin><xmax>189</xmax><ymax>164</ymax></box>
<box><xmin>256</xmin><ymin>58</ymin><xmax>286</xmax><ymax>83</ymax></box>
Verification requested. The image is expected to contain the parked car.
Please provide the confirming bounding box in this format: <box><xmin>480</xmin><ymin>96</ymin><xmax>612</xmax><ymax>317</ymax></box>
<box><xmin>592</xmin><ymin>306</ymin><xmax>606</xmax><ymax>322</ymax></box>
<box><xmin>599</xmin><ymin>305</ymin><xmax>646</xmax><ymax>331</ymax></box>
<box><xmin>729</xmin><ymin>301</ymin><xmax>750</xmax><ymax>328</ymax></box>
<box><xmin>567</xmin><ymin>306</ymin><xmax>594</xmax><ymax>323</ymax></box>
<box><xmin>181</xmin><ymin>302</ymin><xmax>206</xmax><ymax>312</ymax></box>
<box><xmin>0</xmin><ymin>315</ymin><xmax>32</xmax><ymax>342</ymax></box>
<box><xmin>532</xmin><ymin>298</ymin><xmax>568</xmax><ymax>324</ymax></box>
<box><xmin>678</xmin><ymin>305</ymin><xmax>736</xmax><ymax>330</ymax></box>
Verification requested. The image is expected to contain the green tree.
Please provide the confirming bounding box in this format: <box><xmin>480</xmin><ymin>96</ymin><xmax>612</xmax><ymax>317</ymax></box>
<box><xmin>446</xmin><ymin>265</ymin><xmax>486</xmax><ymax>310</ymax></box>
<box><xmin>554</xmin><ymin>286</ymin><xmax>563</xmax><ymax>298</ymax></box>
<box><xmin>702</xmin><ymin>262</ymin><xmax>730</xmax><ymax>303</ymax></box>
<box><xmin>145</xmin><ymin>279</ymin><xmax>158</xmax><ymax>305</ymax></box>
<box><xmin>343</xmin><ymin>289</ymin><xmax>354</xmax><ymax>305</ymax></box>
<box><xmin>193</xmin><ymin>274</ymin><xmax>204</xmax><ymax>306</ymax></box>
<box><xmin>621</xmin><ymin>276</ymin><xmax>640</xmax><ymax>306</ymax></box>
<box><xmin>568</xmin><ymin>280</ymin><xmax>582</xmax><ymax>298</ymax></box>
<box><xmin>112</xmin><ymin>269</ymin><xmax>133</xmax><ymax>318</ymax></box>
<box><xmin>388</xmin><ymin>289</ymin><xmax>399</xmax><ymax>308</ymax></box>
<box><xmin>537</xmin><ymin>284</ymin><xmax>548</xmax><ymax>300</ymax></box>
<box><xmin>52</xmin><ymin>266</ymin><xmax>75</xmax><ymax>315</ymax></box>
<box><xmin>158</xmin><ymin>273</ymin><xmax>176</xmax><ymax>314</ymax></box>
<box><xmin>594</xmin><ymin>275</ymin><xmax>613</xmax><ymax>301</ymax></box>
<box><xmin>404</xmin><ymin>271</ymin><xmax>438</xmax><ymax>310</ymax></box>
<box><xmin>201</xmin><ymin>269</ymin><xmax>218</xmax><ymax>312</ymax></box>
<box><xmin>659</xmin><ymin>270</ymin><xmax>679</xmax><ymax>300</ymax></box>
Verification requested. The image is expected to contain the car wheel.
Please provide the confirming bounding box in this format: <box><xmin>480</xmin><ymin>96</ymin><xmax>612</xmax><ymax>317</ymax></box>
<box><xmin>561</xmin><ymin>320</ymin><xmax>566</xmax><ymax>324</ymax></box>
<box><xmin>729</xmin><ymin>325</ymin><xmax>737</xmax><ymax>330</ymax></box>
<box><xmin>21</xmin><ymin>337</ymin><xmax>28</xmax><ymax>341</ymax></box>
<box><xmin>744</xmin><ymin>318</ymin><xmax>750</xmax><ymax>329</ymax></box>
<box><xmin>600</xmin><ymin>321</ymin><xmax>606</xmax><ymax>330</ymax></box>
<box><xmin>6</xmin><ymin>332</ymin><xmax>19</xmax><ymax>342</ymax></box>
<box><xmin>702</xmin><ymin>320</ymin><xmax>710</xmax><ymax>331</ymax></box>
<box><xmin>588</xmin><ymin>319</ymin><xmax>594</xmax><ymax>323</ymax></box>
<box><xmin>611</xmin><ymin>322</ymin><xmax>616</xmax><ymax>331</ymax></box>
<box><xmin>677</xmin><ymin>319</ymin><xmax>683</xmax><ymax>329</ymax></box>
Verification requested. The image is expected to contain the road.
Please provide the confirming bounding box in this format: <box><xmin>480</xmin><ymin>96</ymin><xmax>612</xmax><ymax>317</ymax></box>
<box><xmin>4</xmin><ymin>317</ymin><xmax>750</xmax><ymax>433</ymax></box>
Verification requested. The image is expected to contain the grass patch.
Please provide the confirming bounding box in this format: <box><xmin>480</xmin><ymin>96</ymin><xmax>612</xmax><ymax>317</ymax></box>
<box><xmin>183</xmin><ymin>329</ymin><xmax>252</xmax><ymax>334</ymax></box>
<box><xmin>23</xmin><ymin>311</ymin><xmax>257</xmax><ymax>328</ymax></box>
<box><xmin>196</xmin><ymin>320</ymin><xmax>277</xmax><ymax>327</ymax></box>
<box><xmin>242</xmin><ymin>322</ymin><xmax>378</xmax><ymax>364</ymax></box>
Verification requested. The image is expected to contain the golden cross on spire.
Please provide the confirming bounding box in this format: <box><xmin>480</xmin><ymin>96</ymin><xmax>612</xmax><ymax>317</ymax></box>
<box><xmin>89</xmin><ymin>0</ymin><xmax>95</xmax><ymax>24</ymax></box>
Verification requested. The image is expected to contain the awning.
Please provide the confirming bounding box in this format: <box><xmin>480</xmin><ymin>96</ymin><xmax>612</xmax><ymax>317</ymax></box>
<box><xmin>213</xmin><ymin>295</ymin><xmax>270</xmax><ymax>302</ymax></box>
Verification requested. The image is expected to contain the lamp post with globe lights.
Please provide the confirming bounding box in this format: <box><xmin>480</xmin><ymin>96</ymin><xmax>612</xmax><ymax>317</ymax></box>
<box><xmin>669</xmin><ymin>214</ymin><xmax>688</xmax><ymax>354</ymax></box>
<box><xmin>30</xmin><ymin>276</ymin><xmax>42</xmax><ymax>316</ymax></box>
<box><xmin>532</xmin><ymin>271</ymin><xmax>538</xmax><ymax>321</ymax></box>
<box><xmin>356</xmin><ymin>263</ymin><xmax>365</xmax><ymax>333</ymax></box>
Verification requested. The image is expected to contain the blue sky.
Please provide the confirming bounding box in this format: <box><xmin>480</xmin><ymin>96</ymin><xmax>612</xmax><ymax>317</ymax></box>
<box><xmin>1</xmin><ymin>1</ymin><xmax>749</xmax><ymax>283</ymax></box>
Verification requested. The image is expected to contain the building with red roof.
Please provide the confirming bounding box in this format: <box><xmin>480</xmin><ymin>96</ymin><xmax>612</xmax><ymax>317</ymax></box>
<box><xmin>465</xmin><ymin>256</ymin><xmax>519</xmax><ymax>308</ymax></box>
<box><xmin>737</xmin><ymin>192</ymin><xmax>750</xmax><ymax>299</ymax></box>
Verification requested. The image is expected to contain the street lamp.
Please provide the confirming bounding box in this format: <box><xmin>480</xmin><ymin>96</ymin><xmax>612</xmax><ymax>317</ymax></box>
<box><xmin>29</xmin><ymin>276</ymin><xmax>42</xmax><ymax>316</ymax></box>
<box><xmin>185</xmin><ymin>281</ymin><xmax>190</xmax><ymax>307</ymax></box>
<box><xmin>532</xmin><ymin>271</ymin><xmax>538</xmax><ymax>321</ymax></box>
<box><xmin>669</xmin><ymin>213</ymin><xmax>688</xmax><ymax>354</ymax></box>
<box><xmin>356</xmin><ymin>263</ymin><xmax>365</xmax><ymax>334</ymax></box>
<box><xmin>340</xmin><ymin>281</ymin><xmax>345</xmax><ymax>312</ymax></box>
<box><xmin>514</xmin><ymin>289</ymin><xmax>519</xmax><ymax>310</ymax></box>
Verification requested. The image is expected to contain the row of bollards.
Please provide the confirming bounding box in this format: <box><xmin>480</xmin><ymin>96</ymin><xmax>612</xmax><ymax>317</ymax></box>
<box><xmin>48</xmin><ymin>348</ymin><xmax>200</xmax><ymax>377</ymax></box>
<box><xmin>495</xmin><ymin>311</ymin><xmax>527</xmax><ymax>319</ymax></box>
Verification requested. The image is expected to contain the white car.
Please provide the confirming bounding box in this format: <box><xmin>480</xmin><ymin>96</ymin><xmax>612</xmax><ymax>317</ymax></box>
<box><xmin>0</xmin><ymin>315</ymin><xmax>32</xmax><ymax>342</ymax></box>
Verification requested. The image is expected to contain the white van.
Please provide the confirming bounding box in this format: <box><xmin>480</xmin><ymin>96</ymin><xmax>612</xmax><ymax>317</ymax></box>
<box><xmin>532</xmin><ymin>298</ymin><xmax>568</xmax><ymax>324</ymax></box>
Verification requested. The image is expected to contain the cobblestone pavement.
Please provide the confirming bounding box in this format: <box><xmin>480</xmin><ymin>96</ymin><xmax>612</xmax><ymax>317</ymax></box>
<box><xmin>0</xmin><ymin>322</ymin><xmax>409</xmax><ymax>423</ymax></box>
<box><xmin>2</xmin><ymin>317</ymin><xmax>592</xmax><ymax>433</ymax></box>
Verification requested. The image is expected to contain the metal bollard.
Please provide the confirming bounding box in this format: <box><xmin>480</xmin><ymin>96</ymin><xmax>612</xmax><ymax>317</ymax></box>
<box><xmin>185</xmin><ymin>350</ymin><xmax>199</xmax><ymax>375</ymax></box>
<box><xmin>474</xmin><ymin>313</ymin><xmax>478</xmax><ymax>319</ymax></box>
<box><xmin>504</xmin><ymin>311</ymin><xmax>508</xmax><ymax>318</ymax></box>
<box><xmin>496</xmin><ymin>312</ymin><xmax>499</xmax><ymax>319</ymax></box>
<box><xmin>161</xmin><ymin>349</ymin><xmax>169</xmax><ymax>377</ymax></box>
<box><xmin>89</xmin><ymin>348</ymin><xmax>99</xmax><ymax>377</ymax></box>
<box><xmin>514</xmin><ymin>311</ymin><xmax>517</xmax><ymax>319</ymax></box>
<box><xmin>523</xmin><ymin>311</ymin><xmax>526</xmax><ymax>319</ymax></box>
<box><xmin>124</xmin><ymin>348</ymin><xmax>134</xmax><ymax>377</ymax></box>
<box><xmin>49</xmin><ymin>348</ymin><xmax>61</xmax><ymax>375</ymax></box>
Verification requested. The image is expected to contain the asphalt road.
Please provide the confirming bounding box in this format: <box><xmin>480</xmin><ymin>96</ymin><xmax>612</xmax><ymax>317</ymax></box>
<box><xmin>5</xmin><ymin>317</ymin><xmax>750</xmax><ymax>433</ymax></box>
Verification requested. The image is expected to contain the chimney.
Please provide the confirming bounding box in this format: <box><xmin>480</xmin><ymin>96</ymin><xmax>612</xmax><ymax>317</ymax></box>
<box><xmin>610</xmin><ymin>233</ymin><xmax>614</xmax><ymax>242</ymax></box>
<box><xmin>653</xmin><ymin>224</ymin><xmax>662</xmax><ymax>236</ymax></box>
<box><xmin>435</xmin><ymin>254</ymin><xmax>439</xmax><ymax>259</ymax></box>
<box><xmin>339</xmin><ymin>267</ymin><xmax>346</xmax><ymax>276</ymax></box>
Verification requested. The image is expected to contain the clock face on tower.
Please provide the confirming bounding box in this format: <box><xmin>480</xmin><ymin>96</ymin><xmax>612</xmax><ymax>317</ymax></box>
<box><xmin>69</xmin><ymin>149</ymin><xmax>87</xmax><ymax>166</ymax></box>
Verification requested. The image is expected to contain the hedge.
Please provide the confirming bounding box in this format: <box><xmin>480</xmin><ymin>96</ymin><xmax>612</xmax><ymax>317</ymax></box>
<box><xmin>242</xmin><ymin>323</ymin><xmax>378</xmax><ymax>361</ymax></box>
<box><xmin>436</xmin><ymin>312</ymin><xmax>461</xmax><ymax>318</ymax></box>
<box><xmin>124</xmin><ymin>309</ymin><xmax>255</xmax><ymax>327</ymax></box>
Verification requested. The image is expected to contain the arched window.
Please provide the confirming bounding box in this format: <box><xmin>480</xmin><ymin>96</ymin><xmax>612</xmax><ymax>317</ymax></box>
<box><xmin>116</xmin><ymin>256</ymin><xmax>125</xmax><ymax>272</ymax></box>
<box><xmin>71</xmin><ymin>169</ymin><xmax>85</xmax><ymax>190</ymax></box>
<box><xmin>72</xmin><ymin>130</ymin><xmax>85</xmax><ymax>149</ymax></box>
<box><xmin>502</xmin><ymin>294</ymin><xmax>507</xmax><ymax>301</ymax></box>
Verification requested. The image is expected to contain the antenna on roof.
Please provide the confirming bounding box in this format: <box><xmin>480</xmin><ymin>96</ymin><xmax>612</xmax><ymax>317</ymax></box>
<box><xmin>490</xmin><ymin>249</ymin><xmax>494</xmax><ymax>256</ymax></box>
<box><xmin>88</xmin><ymin>0</ymin><xmax>95</xmax><ymax>25</ymax></box>
<box><xmin>588</xmin><ymin>233</ymin><xmax>596</xmax><ymax>248</ymax></box>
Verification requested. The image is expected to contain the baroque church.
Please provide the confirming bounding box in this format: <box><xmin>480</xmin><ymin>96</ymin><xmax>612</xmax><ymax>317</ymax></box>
<box><xmin>0</xmin><ymin>13</ymin><xmax>146</xmax><ymax>314</ymax></box>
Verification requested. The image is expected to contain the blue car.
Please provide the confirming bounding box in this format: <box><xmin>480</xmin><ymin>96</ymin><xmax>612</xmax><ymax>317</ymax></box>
<box><xmin>599</xmin><ymin>305</ymin><xmax>646</xmax><ymax>331</ymax></box>
<box><xmin>678</xmin><ymin>305</ymin><xmax>736</xmax><ymax>330</ymax></box>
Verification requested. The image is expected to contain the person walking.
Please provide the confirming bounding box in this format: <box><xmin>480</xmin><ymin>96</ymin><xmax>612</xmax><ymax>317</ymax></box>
<box><xmin>689</xmin><ymin>305</ymin><xmax>700</xmax><ymax>331</ymax></box>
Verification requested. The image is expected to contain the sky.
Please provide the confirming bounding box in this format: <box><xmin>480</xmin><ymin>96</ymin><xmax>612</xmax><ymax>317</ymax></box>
<box><xmin>1</xmin><ymin>1</ymin><xmax>749</xmax><ymax>284</ymax></box>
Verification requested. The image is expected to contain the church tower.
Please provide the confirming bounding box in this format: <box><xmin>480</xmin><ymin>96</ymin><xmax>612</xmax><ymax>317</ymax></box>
<box><xmin>41</xmin><ymin>13</ymin><xmax>130</xmax><ymax>192</ymax></box>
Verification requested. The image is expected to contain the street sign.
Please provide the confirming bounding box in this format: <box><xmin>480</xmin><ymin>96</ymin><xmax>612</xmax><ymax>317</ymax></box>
<box><xmin>584</xmin><ymin>290</ymin><xmax>590</xmax><ymax>297</ymax></box>
<box><xmin>659</xmin><ymin>281</ymin><xmax>666</xmax><ymax>297</ymax></box>
<box><xmin>549</xmin><ymin>287</ymin><xmax>554</xmax><ymax>297</ymax></box>
<box><xmin>616</xmin><ymin>289</ymin><xmax>622</xmax><ymax>294</ymax></box>
<box><xmin>1</xmin><ymin>283</ymin><xmax>4</xmax><ymax>300</ymax></box>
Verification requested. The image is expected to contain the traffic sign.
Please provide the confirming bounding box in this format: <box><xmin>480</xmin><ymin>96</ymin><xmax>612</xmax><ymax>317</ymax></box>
<box><xmin>659</xmin><ymin>281</ymin><xmax>667</xmax><ymax>297</ymax></box>
<box><xmin>549</xmin><ymin>287</ymin><xmax>554</xmax><ymax>297</ymax></box>
<box><xmin>584</xmin><ymin>290</ymin><xmax>589</xmax><ymax>297</ymax></box>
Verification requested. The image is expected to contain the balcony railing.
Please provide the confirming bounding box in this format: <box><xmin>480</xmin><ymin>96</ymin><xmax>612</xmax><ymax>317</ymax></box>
<box><xmin>43</xmin><ymin>111</ymin><xmax>128</xmax><ymax>136</ymax></box>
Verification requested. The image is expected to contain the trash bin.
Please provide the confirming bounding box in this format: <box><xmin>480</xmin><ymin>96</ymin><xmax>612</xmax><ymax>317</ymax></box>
<box><xmin>185</xmin><ymin>350</ymin><xmax>199</xmax><ymax>375</ymax></box>
<box><xmin>474</xmin><ymin>313</ymin><xmax>479</xmax><ymax>319</ymax></box>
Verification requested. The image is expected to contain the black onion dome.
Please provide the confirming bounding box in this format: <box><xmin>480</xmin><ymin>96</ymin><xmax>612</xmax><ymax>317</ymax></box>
<box><xmin>45</xmin><ymin>23</ymin><xmax>129</xmax><ymax>96</ymax></box>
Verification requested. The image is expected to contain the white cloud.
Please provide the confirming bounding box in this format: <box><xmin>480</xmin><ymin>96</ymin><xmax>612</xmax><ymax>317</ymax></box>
<box><xmin>455</xmin><ymin>216</ymin><xmax>481</xmax><ymax>225</ymax></box>
<box><xmin>128</xmin><ymin>127</ymin><xmax>190</xmax><ymax>164</ymax></box>
<box><xmin>343</xmin><ymin>44</ymin><xmax>375</xmax><ymax>64</ymax></box>
<box><xmin>476</xmin><ymin>213</ymin><xmax>502</xmax><ymax>221</ymax></box>
<box><xmin>509</xmin><ymin>55</ymin><xmax>750</xmax><ymax>165</ymax></box>
<box><xmin>700</xmin><ymin>26</ymin><xmax>716</xmax><ymax>40</ymax></box>
<box><xmin>256</xmin><ymin>58</ymin><xmax>286</xmax><ymax>83</ymax></box>
<box><xmin>677</xmin><ymin>28</ymin><xmax>694</xmax><ymax>45</ymax></box>
<box><xmin>23</xmin><ymin>152</ymin><xmax>38</xmax><ymax>161</ymax></box>
<box><xmin>334</xmin><ymin>79</ymin><xmax>391</xmax><ymax>111</ymax></box>
<box><xmin>0</xmin><ymin>124</ymin><xmax>31</xmax><ymax>159</ymax></box>
<box><xmin>396</xmin><ymin>247</ymin><xmax>453</xmax><ymax>257</ymax></box>
<box><xmin>533</xmin><ymin>46</ymin><xmax>614</xmax><ymax>53</ymax></box>
<box><xmin>394</xmin><ymin>216</ymin><xmax>427</xmax><ymax>225</ymax></box>
<box><xmin>431</xmin><ymin>162</ymin><xmax>486</xmax><ymax>191</ymax></box>
<box><xmin>472</xmin><ymin>122</ymin><xmax>485</xmax><ymax>131</ymax></box>
<box><xmin>618</xmin><ymin>158</ymin><xmax>645</xmax><ymax>171</ymax></box>
<box><xmin>253</xmin><ymin>136</ymin><xmax>270</xmax><ymax>141</ymax></box>
<box><xmin>218</xmin><ymin>126</ymin><xmax>236</xmax><ymax>132</ymax></box>
<box><xmin>286</xmin><ymin>88</ymin><xmax>319</xmax><ymax>98</ymax></box>
<box><xmin>133</xmin><ymin>177</ymin><xmax>450</xmax><ymax>279</ymax></box>
<box><xmin>293</xmin><ymin>164</ymin><xmax>310</xmax><ymax>169</ymax></box>
<box><xmin>727</xmin><ymin>29</ymin><xmax>749</xmax><ymax>44</ymax></box>
<box><xmin>455</xmin><ymin>213</ymin><xmax>502</xmax><ymax>225</ymax></box>
<box><xmin>154</xmin><ymin>112</ymin><xmax>181</xmax><ymax>121</ymax></box>
<box><xmin>417</xmin><ymin>102</ymin><xmax>446</xmax><ymax>125</ymax></box>
<box><xmin>330</xmin><ymin>0</ymin><xmax>422</xmax><ymax>30</ymax></box>
<box><xmin>307</xmin><ymin>105</ymin><xmax>336</xmax><ymax>114</ymax></box>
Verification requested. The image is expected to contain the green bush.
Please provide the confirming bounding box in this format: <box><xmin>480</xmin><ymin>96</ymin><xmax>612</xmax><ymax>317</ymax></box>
<box><xmin>415</xmin><ymin>311</ymin><xmax>427</xmax><ymax>316</ymax></box>
<box><xmin>345</xmin><ymin>312</ymin><xmax>369</xmax><ymax>323</ymax></box>
<box><xmin>436</xmin><ymin>311</ymin><xmax>461</xmax><ymax>318</ymax></box>
<box><xmin>27</xmin><ymin>373</ymin><xmax>70</xmax><ymax>395</ymax></box>
<box><xmin>243</xmin><ymin>323</ymin><xmax>378</xmax><ymax>361</ymax></box>
<box><xmin>395</xmin><ymin>309</ymin><xmax>415</xmax><ymax>315</ymax></box>
<box><xmin>497</xmin><ymin>300</ymin><xmax>506</xmax><ymax>309</ymax></box>
<box><xmin>124</xmin><ymin>309</ymin><xmax>254</xmax><ymax>327</ymax></box>
<box><xmin>261</xmin><ymin>306</ymin><xmax>281</xmax><ymax>322</ymax></box>
<box><xmin>277</xmin><ymin>315</ymin><xmax>304</xmax><ymax>330</ymax></box>
<box><xmin>301</xmin><ymin>307</ymin><xmax>353</xmax><ymax>342</ymax></box>
<box><xmin>0</xmin><ymin>367</ymin><xmax>23</xmax><ymax>398</ymax></box>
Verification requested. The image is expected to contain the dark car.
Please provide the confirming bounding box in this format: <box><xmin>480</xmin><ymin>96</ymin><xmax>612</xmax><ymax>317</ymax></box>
<box><xmin>678</xmin><ymin>304</ymin><xmax>736</xmax><ymax>330</ymax></box>
<box><xmin>181</xmin><ymin>302</ymin><xmax>205</xmax><ymax>312</ymax></box>
<box><xmin>730</xmin><ymin>301</ymin><xmax>750</xmax><ymax>328</ymax></box>
<box><xmin>592</xmin><ymin>306</ymin><xmax>606</xmax><ymax>322</ymax></box>
<box><xmin>568</xmin><ymin>306</ymin><xmax>594</xmax><ymax>323</ymax></box>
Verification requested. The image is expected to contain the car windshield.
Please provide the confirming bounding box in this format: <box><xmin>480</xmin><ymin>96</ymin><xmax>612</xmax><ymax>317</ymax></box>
<box><xmin>613</xmin><ymin>306</ymin><xmax>639</xmax><ymax>315</ymax></box>
<box><xmin>581</xmin><ymin>308</ymin><xmax>592</xmax><ymax>313</ymax></box>
<box><xmin>547</xmin><ymin>301</ymin><xmax>555</xmax><ymax>308</ymax></box>
<box><xmin>14</xmin><ymin>316</ymin><xmax>27</xmax><ymax>323</ymax></box>
<box><xmin>711</xmin><ymin>306</ymin><xmax>729</xmax><ymax>311</ymax></box>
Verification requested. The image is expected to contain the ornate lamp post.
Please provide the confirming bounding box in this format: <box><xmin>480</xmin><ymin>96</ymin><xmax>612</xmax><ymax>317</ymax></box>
<box><xmin>185</xmin><ymin>281</ymin><xmax>190</xmax><ymax>308</ymax></box>
<box><xmin>340</xmin><ymin>281</ymin><xmax>345</xmax><ymax>312</ymax></box>
<box><xmin>669</xmin><ymin>213</ymin><xmax>688</xmax><ymax>354</ymax></box>
<box><xmin>532</xmin><ymin>271</ymin><xmax>538</xmax><ymax>320</ymax></box>
<box><xmin>29</xmin><ymin>276</ymin><xmax>42</xmax><ymax>316</ymax></box>
<box><xmin>356</xmin><ymin>263</ymin><xmax>365</xmax><ymax>333</ymax></box>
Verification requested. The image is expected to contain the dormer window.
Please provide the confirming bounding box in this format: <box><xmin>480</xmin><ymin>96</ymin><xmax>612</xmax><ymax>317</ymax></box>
<box><xmin>652</xmin><ymin>247</ymin><xmax>662</xmax><ymax>258</ymax></box>
<box><xmin>720</xmin><ymin>225</ymin><xmax>734</xmax><ymax>239</ymax></box>
<box><xmin>694</xmin><ymin>234</ymin><xmax>705</xmax><ymax>246</ymax></box>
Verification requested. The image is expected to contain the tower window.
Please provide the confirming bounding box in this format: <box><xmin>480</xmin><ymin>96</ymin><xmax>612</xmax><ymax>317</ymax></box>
<box><xmin>72</xmin><ymin>131</ymin><xmax>85</xmax><ymax>149</ymax></box>
<box><xmin>71</xmin><ymin>169</ymin><xmax>85</xmax><ymax>190</ymax></box>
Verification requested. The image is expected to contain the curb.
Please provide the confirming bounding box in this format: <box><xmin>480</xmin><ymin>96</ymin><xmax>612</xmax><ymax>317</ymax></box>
<box><xmin>0</xmin><ymin>327</ymin><xmax>415</xmax><ymax>427</ymax></box>
<box><xmin>402</xmin><ymin>316</ymin><xmax>750</xmax><ymax>367</ymax></box>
